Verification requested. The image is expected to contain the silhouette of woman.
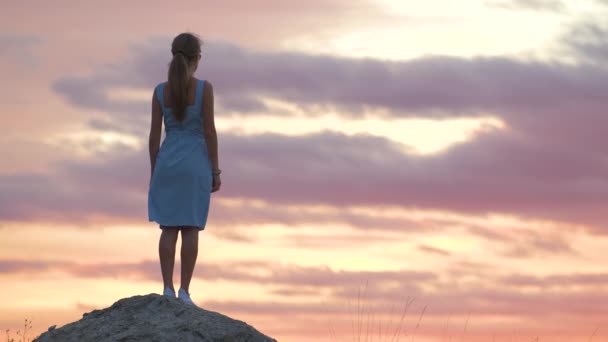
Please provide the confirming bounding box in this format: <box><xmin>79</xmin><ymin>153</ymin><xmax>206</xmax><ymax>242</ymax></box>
<box><xmin>147</xmin><ymin>32</ymin><xmax>221</xmax><ymax>306</ymax></box>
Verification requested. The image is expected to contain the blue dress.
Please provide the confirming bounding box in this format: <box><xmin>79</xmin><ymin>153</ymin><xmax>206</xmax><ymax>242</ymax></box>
<box><xmin>148</xmin><ymin>79</ymin><xmax>212</xmax><ymax>230</ymax></box>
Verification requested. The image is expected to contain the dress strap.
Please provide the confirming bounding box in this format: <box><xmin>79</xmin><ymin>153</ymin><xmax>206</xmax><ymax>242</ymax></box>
<box><xmin>155</xmin><ymin>83</ymin><xmax>166</xmax><ymax>117</ymax></box>
<box><xmin>195</xmin><ymin>79</ymin><xmax>205</xmax><ymax>108</ymax></box>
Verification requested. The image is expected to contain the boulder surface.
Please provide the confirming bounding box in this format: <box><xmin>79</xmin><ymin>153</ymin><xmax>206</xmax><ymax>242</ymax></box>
<box><xmin>33</xmin><ymin>293</ymin><xmax>277</xmax><ymax>342</ymax></box>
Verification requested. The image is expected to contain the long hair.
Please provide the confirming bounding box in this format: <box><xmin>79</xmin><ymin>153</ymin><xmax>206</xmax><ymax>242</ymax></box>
<box><xmin>168</xmin><ymin>32</ymin><xmax>202</xmax><ymax>122</ymax></box>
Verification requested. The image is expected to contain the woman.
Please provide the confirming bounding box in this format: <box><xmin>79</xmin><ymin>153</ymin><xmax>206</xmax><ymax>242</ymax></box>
<box><xmin>148</xmin><ymin>32</ymin><xmax>221</xmax><ymax>306</ymax></box>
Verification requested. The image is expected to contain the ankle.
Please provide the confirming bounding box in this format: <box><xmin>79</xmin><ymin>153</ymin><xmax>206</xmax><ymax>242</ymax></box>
<box><xmin>163</xmin><ymin>287</ymin><xmax>177</xmax><ymax>297</ymax></box>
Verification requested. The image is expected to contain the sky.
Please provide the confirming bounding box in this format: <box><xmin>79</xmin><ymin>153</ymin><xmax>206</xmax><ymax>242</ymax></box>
<box><xmin>1</xmin><ymin>0</ymin><xmax>608</xmax><ymax>341</ymax></box>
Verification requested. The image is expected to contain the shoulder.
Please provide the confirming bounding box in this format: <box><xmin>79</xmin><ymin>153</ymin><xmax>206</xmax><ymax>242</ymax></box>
<box><xmin>201</xmin><ymin>79</ymin><xmax>213</xmax><ymax>94</ymax></box>
<box><xmin>153</xmin><ymin>81</ymin><xmax>166</xmax><ymax>94</ymax></box>
<box><xmin>195</xmin><ymin>78</ymin><xmax>211</xmax><ymax>87</ymax></box>
<box><xmin>152</xmin><ymin>82</ymin><xmax>166</xmax><ymax>103</ymax></box>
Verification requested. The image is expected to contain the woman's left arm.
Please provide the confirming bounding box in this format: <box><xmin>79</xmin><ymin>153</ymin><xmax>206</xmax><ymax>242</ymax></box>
<box><xmin>149</xmin><ymin>89</ymin><xmax>162</xmax><ymax>178</ymax></box>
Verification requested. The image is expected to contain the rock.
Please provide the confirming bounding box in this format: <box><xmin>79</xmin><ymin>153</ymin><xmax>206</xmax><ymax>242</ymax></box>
<box><xmin>33</xmin><ymin>293</ymin><xmax>277</xmax><ymax>342</ymax></box>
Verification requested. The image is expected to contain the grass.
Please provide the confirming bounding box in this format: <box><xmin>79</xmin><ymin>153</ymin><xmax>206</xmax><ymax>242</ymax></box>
<box><xmin>325</xmin><ymin>280</ymin><xmax>601</xmax><ymax>342</ymax></box>
<box><xmin>4</xmin><ymin>318</ymin><xmax>33</xmax><ymax>342</ymax></box>
<box><xmin>325</xmin><ymin>280</ymin><xmax>426</xmax><ymax>342</ymax></box>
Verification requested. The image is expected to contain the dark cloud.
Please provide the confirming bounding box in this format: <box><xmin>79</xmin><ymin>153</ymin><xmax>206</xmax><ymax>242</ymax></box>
<box><xmin>48</xmin><ymin>40</ymin><xmax>608</xmax><ymax>229</ymax></box>
<box><xmin>5</xmin><ymin>256</ymin><xmax>608</xmax><ymax>336</ymax></box>
<box><xmin>501</xmin><ymin>272</ymin><xmax>608</xmax><ymax>287</ymax></box>
<box><xmin>2</xmin><ymin>126</ymin><xmax>608</xmax><ymax>235</ymax></box>
<box><xmin>52</xmin><ymin>38</ymin><xmax>608</xmax><ymax>125</ymax></box>
<box><xmin>320</xmin><ymin>273</ymin><xmax>608</xmax><ymax>319</ymax></box>
<box><xmin>4</xmin><ymin>31</ymin><xmax>604</xmax><ymax>235</ymax></box>
<box><xmin>466</xmin><ymin>225</ymin><xmax>577</xmax><ymax>258</ymax></box>
<box><xmin>270</xmin><ymin>287</ymin><xmax>322</xmax><ymax>297</ymax></box>
<box><xmin>485</xmin><ymin>0</ymin><xmax>565</xmax><ymax>12</ymax></box>
<box><xmin>0</xmin><ymin>257</ymin><xmax>434</xmax><ymax>292</ymax></box>
<box><xmin>0</xmin><ymin>259</ymin><xmax>59</xmax><ymax>272</ymax></box>
<box><xmin>277</xmin><ymin>232</ymin><xmax>401</xmax><ymax>248</ymax></box>
<box><xmin>0</xmin><ymin>137</ymin><xmax>443</xmax><ymax>234</ymax></box>
<box><xmin>214</xmin><ymin>130</ymin><xmax>608</xmax><ymax>231</ymax></box>
<box><xmin>0</xmin><ymin>33</ymin><xmax>42</xmax><ymax>64</ymax></box>
<box><xmin>561</xmin><ymin>22</ymin><xmax>608</xmax><ymax>65</ymax></box>
<box><xmin>417</xmin><ymin>244</ymin><xmax>451</xmax><ymax>256</ymax></box>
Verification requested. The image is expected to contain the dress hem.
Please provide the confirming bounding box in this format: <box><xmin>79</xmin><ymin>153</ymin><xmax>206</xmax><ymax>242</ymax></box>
<box><xmin>148</xmin><ymin>218</ymin><xmax>206</xmax><ymax>231</ymax></box>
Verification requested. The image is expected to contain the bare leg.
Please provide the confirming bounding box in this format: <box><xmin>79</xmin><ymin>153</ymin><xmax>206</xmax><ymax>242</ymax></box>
<box><xmin>180</xmin><ymin>226</ymin><xmax>199</xmax><ymax>293</ymax></box>
<box><xmin>159</xmin><ymin>227</ymin><xmax>179</xmax><ymax>291</ymax></box>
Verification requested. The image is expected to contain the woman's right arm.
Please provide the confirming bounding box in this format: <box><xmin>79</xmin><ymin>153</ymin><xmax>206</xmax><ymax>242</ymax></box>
<box><xmin>149</xmin><ymin>87</ymin><xmax>163</xmax><ymax>178</ymax></box>
<box><xmin>202</xmin><ymin>81</ymin><xmax>219</xmax><ymax>173</ymax></box>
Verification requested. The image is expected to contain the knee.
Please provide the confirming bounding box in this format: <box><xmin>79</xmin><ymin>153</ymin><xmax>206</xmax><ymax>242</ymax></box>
<box><xmin>160</xmin><ymin>231</ymin><xmax>179</xmax><ymax>246</ymax></box>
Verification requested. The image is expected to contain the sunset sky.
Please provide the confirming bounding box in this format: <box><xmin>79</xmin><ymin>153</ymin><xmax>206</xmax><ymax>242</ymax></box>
<box><xmin>1</xmin><ymin>1</ymin><xmax>608</xmax><ymax>341</ymax></box>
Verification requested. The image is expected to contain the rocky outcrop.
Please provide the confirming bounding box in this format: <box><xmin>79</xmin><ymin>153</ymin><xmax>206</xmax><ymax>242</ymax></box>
<box><xmin>33</xmin><ymin>293</ymin><xmax>277</xmax><ymax>342</ymax></box>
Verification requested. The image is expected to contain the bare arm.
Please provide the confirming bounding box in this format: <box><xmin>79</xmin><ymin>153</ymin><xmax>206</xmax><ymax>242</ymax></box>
<box><xmin>202</xmin><ymin>81</ymin><xmax>219</xmax><ymax>172</ymax></box>
<box><xmin>149</xmin><ymin>88</ymin><xmax>162</xmax><ymax>178</ymax></box>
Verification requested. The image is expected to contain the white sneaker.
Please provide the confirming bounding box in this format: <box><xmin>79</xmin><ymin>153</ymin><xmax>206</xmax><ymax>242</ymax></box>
<box><xmin>178</xmin><ymin>288</ymin><xmax>197</xmax><ymax>306</ymax></box>
<box><xmin>163</xmin><ymin>287</ymin><xmax>176</xmax><ymax>298</ymax></box>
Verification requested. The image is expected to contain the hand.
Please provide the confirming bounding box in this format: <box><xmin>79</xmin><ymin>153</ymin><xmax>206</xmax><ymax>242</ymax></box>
<box><xmin>212</xmin><ymin>174</ymin><xmax>221</xmax><ymax>192</ymax></box>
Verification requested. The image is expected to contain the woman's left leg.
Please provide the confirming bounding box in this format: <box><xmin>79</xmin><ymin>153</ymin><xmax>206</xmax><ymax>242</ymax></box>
<box><xmin>180</xmin><ymin>226</ymin><xmax>199</xmax><ymax>293</ymax></box>
<box><xmin>159</xmin><ymin>226</ymin><xmax>179</xmax><ymax>292</ymax></box>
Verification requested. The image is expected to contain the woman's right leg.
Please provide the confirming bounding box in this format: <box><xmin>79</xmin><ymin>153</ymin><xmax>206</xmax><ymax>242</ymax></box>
<box><xmin>159</xmin><ymin>226</ymin><xmax>179</xmax><ymax>292</ymax></box>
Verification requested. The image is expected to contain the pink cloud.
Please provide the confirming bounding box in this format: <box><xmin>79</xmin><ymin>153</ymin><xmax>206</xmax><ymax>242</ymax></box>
<box><xmin>417</xmin><ymin>244</ymin><xmax>452</xmax><ymax>256</ymax></box>
<box><xmin>3</xmin><ymin>257</ymin><xmax>607</xmax><ymax>340</ymax></box>
<box><xmin>4</xmin><ymin>24</ymin><xmax>608</xmax><ymax>236</ymax></box>
<box><xmin>1</xmin><ymin>127</ymin><xmax>607</xmax><ymax>234</ymax></box>
<box><xmin>52</xmin><ymin>39</ymin><xmax>608</xmax><ymax>124</ymax></box>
